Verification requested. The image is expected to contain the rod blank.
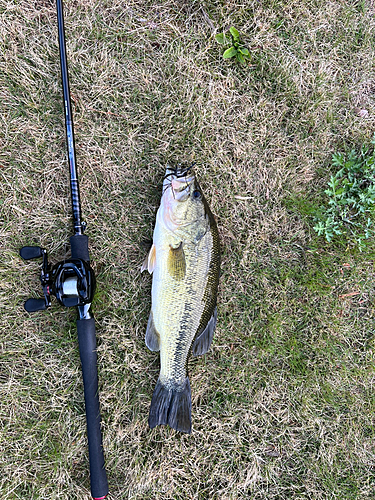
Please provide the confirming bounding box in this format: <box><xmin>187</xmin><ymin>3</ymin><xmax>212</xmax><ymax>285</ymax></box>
<box><xmin>56</xmin><ymin>0</ymin><xmax>84</xmax><ymax>235</ymax></box>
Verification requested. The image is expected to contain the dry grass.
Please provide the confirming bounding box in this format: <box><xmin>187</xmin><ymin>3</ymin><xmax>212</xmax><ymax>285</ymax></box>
<box><xmin>1</xmin><ymin>0</ymin><xmax>375</xmax><ymax>498</ymax></box>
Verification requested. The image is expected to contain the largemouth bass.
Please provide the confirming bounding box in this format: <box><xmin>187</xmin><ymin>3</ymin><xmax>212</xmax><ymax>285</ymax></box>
<box><xmin>142</xmin><ymin>165</ymin><xmax>220</xmax><ymax>433</ymax></box>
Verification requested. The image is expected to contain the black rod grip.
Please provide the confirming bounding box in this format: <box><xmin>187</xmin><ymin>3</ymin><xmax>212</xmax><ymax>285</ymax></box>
<box><xmin>70</xmin><ymin>234</ymin><xmax>90</xmax><ymax>262</ymax></box>
<box><xmin>77</xmin><ymin>318</ymin><xmax>108</xmax><ymax>499</ymax></box>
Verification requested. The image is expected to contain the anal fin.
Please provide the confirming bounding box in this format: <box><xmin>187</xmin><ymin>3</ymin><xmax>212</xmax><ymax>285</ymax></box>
<box><xmin>145</xmin><ymin>311</ymin><xmax>160</xmax><ymax>352</ymax></box>
<box><xmin>192</xmin><ymin>307</ymin><xmax>217</xmax><ymax>356</ymax></box>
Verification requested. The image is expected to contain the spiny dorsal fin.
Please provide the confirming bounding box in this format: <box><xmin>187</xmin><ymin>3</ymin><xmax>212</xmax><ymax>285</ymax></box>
<box><xmin>141</xmin><ymin>243</ymin><xmax>157</xmax><ymax>274</ymax></box>
<box><xmin>167</xmin><ymin>242</ymin><xmax>186</xmax><ymax>281</ymax></box>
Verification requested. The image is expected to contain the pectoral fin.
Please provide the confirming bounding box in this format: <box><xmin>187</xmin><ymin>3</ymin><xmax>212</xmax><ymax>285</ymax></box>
<box><xmin>167</xmin><ymin>242</ymin><xmax>186</xmax><ymax>281</ymax></box>
<box><xmin>192</xmin><ymin>307</ymin><xmax>217</xmax><ymax>356</ymax></box>
<box><xmin>145</xmin><ymin>311</ymin><xmax>160</xmax><ymax>351</ymax></box>
<box><xmin>141</xmin><ymin>243</ymin><xmax>157</xmax><ymax>274</ymax></box>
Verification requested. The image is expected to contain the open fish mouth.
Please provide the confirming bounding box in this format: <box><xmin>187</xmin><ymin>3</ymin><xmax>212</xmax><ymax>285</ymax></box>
<box><xmin>163</xmin><ymin>164</ymin><xmax>196</xmax><ymax>202</ymax></box>
<box><xmin>164</xmin><ymin>163</ymin><xmax>195</xmax><ymax>179</ymax></box>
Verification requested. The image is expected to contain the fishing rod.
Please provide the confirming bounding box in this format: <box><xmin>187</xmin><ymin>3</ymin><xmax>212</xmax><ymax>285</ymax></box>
<box><xmin>20</xmin><ymin>0</ymin><xmax>109</xmax><ymax>498</ymax></box>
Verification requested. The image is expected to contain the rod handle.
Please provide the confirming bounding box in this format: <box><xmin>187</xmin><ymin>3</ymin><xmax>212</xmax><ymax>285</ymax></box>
<box><xmin>77</xmin><ymin>318</ymin><xmax>108</xmax><ymax>499</ymax></box>
<box><xmin>70</xmin><ymin>234</ymin><xmax>89</xmax><ymax>261</ymax></box>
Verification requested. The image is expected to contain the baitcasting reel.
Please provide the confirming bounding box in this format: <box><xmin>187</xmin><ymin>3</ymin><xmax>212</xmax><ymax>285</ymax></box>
<box><xmin>20</xmin><ymin>245</ymin><xmax>95</xmax><ymax>313</ymax></box>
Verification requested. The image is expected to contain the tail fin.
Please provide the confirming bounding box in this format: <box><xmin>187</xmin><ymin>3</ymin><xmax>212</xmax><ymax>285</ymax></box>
<box><xmin>148</xmin><ymin>377</ymin><xmax>191</xmax><ymax>434</ymax></box>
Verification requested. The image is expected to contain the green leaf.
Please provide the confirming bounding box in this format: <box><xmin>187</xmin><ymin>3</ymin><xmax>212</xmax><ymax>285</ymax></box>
<box><xmin>229</xmin><ymin>27</ymin><xmax>240</xmax><ymax>40</ymax></box>
<box><xmin>313</xmin><ymin>222</ymin><xmax>325</xmax><ymax>235</ymax></box>
<box><xmin>240</xmin><ymin>47</ymin><xmax>250</xmax><ymax>56</ymax></box>
<box><xmin>215</xmin><ymin>33</ymin><xmax>226</xmax><ymax>44</ymax></box>
<box><xmin>332</xmin><ymin>152</ymin><xmax>344</xmax><ymax>167</ymax></box>
<box><xmin>223</xmin><ymin>47</ymin><xmax>237</xmax><ymax>59</ymax></box>
<box><xmin>236</xmin><ymin>52</ymin><xmax>246</xmax><ymax>63</ymax></box>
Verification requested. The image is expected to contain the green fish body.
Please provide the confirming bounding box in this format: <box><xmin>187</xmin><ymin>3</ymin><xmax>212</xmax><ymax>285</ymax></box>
<box><xmin>142</xmin><ymin>166</ymin><xmax>220</xmax><ymax>433</ymax></box>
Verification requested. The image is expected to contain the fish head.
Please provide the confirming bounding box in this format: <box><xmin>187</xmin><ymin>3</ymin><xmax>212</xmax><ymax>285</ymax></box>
<box><xmin>161</xmin><ymin>165</ymin><xmax>208</xmax><ymax>232</ymax></box>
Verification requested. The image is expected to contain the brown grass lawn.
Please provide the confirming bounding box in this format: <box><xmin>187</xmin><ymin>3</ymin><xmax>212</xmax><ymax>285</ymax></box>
<box><xmin>1</xmin><ymin>0</ymin><xmax>375</xmax><ymax>498</ymax></box>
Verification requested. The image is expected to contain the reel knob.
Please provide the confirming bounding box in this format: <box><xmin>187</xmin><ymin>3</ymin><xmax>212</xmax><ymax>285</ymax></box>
<box><xmin>24</xmin><ymin>298</ymin><xmax>47</xmax><ymax>312</ymax></box>
<box><xmin>20</xmin><ymin>246</ymin><xmax>43</xmax><ymax>260</ymax></box>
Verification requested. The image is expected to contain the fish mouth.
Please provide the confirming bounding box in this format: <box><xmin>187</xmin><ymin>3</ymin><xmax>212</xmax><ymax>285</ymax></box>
<box><xmin>164</xmin><ymin>163</ymin><xmax>195</xmax><ymax>179</ymax></box>
<box><xmin>163</xmin><ymin>164</ymin><xmax>196</xmax><ymax>202</ymax></box>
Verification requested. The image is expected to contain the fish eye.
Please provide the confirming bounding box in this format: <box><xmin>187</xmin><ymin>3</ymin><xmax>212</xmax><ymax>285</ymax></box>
<box><xmin>193</xmin><ymin>190</ymin><xmax>201</xmax><ymax>199</ymax></box>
